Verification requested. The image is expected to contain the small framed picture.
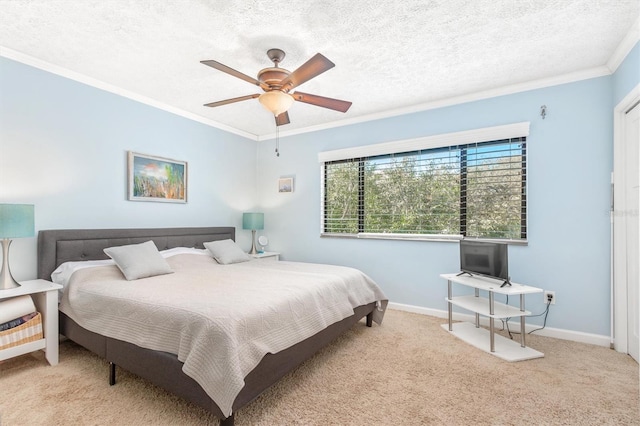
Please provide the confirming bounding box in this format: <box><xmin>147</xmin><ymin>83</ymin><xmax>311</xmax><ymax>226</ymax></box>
<box><xmin>128</xmin><ymin>151</ymin><xmax>188</xmax><ymax>203</ymax></box>
<box><xmin>278</xmin><ymin>177</ymin><xmax>294</xmax><ymax>193</ymax></box>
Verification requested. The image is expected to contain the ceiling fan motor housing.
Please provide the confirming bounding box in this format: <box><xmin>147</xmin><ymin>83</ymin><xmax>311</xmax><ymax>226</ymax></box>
<box><xmin>257</xmin><ymin>67</ymin><xmax>291</xmax><ymax>92</ymax></box>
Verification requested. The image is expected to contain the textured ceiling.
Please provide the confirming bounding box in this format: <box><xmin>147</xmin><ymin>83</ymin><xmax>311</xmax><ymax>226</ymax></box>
<box><xmin>0</xmin><ymin>1</ymin><xmax>639</xmax><ymax>139</ymax></box>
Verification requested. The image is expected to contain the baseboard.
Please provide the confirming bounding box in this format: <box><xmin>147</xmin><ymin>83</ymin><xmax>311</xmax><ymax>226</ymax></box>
<box><xmin>388</xmin><ymin>302</ymin><xmax>611</xmax><ymax>348</ymax></box>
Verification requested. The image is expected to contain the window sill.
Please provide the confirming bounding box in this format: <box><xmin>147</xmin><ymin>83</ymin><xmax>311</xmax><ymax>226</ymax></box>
<box><xmin>320</xmin><ymin>233</ymin><xmax>528</xmax><ymax>245</ymax></box>
<box><xmin>320</xmin><ymin>232</ymin><xmax>461</xmax><ymax>243</ymax></box>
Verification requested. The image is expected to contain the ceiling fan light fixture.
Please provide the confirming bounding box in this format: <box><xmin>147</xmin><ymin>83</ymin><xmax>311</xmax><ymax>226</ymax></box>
<box><xmin>258</xmin><ymin>91</ymin><xmax>294</xmax><ymax>116</ymax></box>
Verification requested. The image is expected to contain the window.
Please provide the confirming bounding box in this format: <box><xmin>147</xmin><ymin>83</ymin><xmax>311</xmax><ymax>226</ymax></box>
<box><xmin>320</xmin><ymin>123</ymin><xmax>529</xmax><ymax>241</ymax></box>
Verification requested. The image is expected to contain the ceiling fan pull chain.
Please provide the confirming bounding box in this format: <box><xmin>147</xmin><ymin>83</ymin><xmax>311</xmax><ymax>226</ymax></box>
<box><xmin>275</xmin><ymin>125</ymin><xmax>280</xmax><ymax>157</ymax></box>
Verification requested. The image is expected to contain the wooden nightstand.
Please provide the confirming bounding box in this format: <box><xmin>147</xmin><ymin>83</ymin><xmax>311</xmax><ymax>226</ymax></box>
<box><xmin>0</xmin><ymin>279</ymin><xmax>62</xmax><ymax>365</ymax></box>
<box><xmin>249</xmin><ymin>251</ymin><xmax>280</xmax><ymax>261</ymax></box>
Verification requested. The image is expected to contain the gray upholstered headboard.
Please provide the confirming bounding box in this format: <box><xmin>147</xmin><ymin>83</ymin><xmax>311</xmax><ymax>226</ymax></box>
<box><xmin>37</xmin><ymin>227</ymin><xmax>235</xmax><ymax>280</ymax></box>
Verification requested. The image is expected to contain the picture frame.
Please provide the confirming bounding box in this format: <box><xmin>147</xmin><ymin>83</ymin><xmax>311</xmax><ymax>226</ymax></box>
<box><xmin>278</xmin><ymin>177</ymin><xmax>294</xmax><ymax>193</ymax></box>
<box><xmin>128</xmin><ymin>151</ymin><xmax>188</xmax><ymax>203</ymax></box>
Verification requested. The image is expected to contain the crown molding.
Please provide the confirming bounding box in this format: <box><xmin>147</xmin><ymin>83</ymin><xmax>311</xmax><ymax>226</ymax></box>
<box><xmin>0</xmin><ymin>46</ymin><xmax>259</xmax><ymax>141</ymax></box>
<box><xmin>606</xmin><ymin>16</ymin><xmax>640</xmax><ymax>72</ymax></box>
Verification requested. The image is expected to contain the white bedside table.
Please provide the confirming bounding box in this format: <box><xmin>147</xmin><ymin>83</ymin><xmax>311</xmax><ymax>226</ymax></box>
<box><xmin>0</xmin><ymin>279</ymin><xmax>62</xmax><ymax>365</ymax></box>
<box><xmin>249</xmin><ymin>251</ymin><xmax>280</xmax><ymax>261</ymax></box>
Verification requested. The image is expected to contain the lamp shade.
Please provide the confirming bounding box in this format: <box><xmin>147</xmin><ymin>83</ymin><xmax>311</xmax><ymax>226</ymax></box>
<box><xmin>242</xmin><ymin>212</ymin><xmax>264</xmax><ymax>230</ymax></box>
<box><xmin>258</xmin><ymin>91</ymin><xmax>294</xmax><ymax>116</ymax></box>
<box><xmin>0</xmin><ymin>204</ymin><xmax>35</xmax><ymax>238</ymax></box>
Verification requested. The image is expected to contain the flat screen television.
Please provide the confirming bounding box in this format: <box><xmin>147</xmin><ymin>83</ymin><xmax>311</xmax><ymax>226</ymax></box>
<box><xmin>459</xmin><ymin>240</ymin><xmax>510</xmax><ymax>286</ymax></box>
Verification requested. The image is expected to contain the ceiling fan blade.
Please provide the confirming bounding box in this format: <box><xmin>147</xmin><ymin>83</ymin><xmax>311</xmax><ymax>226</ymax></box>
<box><xmin>292</xmin><ymin>91</ymin><xmax>352</xmax><ymax>113</ymax></box>
<box><xmin>275</xmin><ymin>111</ymin><xmax>290</xmax><ymax>126</ymax></box>
<box><xmin>201</xmin><ymin>60</ymin><xmax>269</xmax><ymax>90</ymax></box>
<box><xmin>204</xmin><ymin>94</ymin><xmax>260</xmax><ymax>108</ymax></box>
<box><xmin>279</xmin><ymin>53</ymin><xmax>335</xmax><ymax>92</ymax></box>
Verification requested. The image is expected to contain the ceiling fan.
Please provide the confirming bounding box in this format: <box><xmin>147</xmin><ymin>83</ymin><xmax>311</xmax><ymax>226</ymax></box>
<box><xmin>201</xmin><ymin>48</ymin><xmax>352</xmax><ymax>126</ymax></box>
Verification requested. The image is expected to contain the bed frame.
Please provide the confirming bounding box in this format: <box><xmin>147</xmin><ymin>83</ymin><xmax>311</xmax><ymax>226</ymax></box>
<box><xmin>38</xmin><ymin>227</ymin><xmax>376</xmax><ymax>425</ymax></box>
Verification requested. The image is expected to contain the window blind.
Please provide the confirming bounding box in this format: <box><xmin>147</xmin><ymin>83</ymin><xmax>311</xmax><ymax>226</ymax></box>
<box><xmin>321</xmin><ymin>124</ymin><xmax>529</xmax><ymax>241</ymax></box>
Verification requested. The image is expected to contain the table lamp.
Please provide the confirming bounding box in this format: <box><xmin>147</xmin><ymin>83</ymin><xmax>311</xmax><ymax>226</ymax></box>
<box><xmin>242</xmin><ymin>212</ymin><xmax>264</xmax><ymax>255</ymax></box>
<box><xmin>0</xmin><ymin>204</ymin><xmax>35</xmax><ymax>290</ymax></box>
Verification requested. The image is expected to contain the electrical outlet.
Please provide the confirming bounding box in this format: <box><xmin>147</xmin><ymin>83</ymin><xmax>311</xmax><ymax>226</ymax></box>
<box><xmin>544</xmin><ymin>291</ymin><xmax>556</xmax><ymax>305</ymax></box>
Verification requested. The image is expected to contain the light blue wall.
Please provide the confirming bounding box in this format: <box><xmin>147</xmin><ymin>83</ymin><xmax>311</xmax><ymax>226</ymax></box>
<box><xmin>257</xmin><ymin>76</ymin><xmax>615</xmax><ymax>336</ymax></box>
<box><xmin>0</xmin><ymin>57</ymin><xmax>258</xmax><ymax>281</ymax></box>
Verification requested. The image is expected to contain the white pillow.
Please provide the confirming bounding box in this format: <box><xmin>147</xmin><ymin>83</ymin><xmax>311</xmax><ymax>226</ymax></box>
<box><xmin>204</xmin><ymin>239</ymin><xmax>251</xmax><ymax>265</ymax></box>
<box><xmin>104</xmin><ymin>240</ymin><xmax>173</xmax><ymax>280</ymax></box>
<box><xmin>159</xmin><ymin>247</ymin><xmax>209</xmax><ymax>258</ymax></box>
<box><xmin>52</xmin><ymin>258</ymin><xmax>116</xmax><ymax>289</ymax></box>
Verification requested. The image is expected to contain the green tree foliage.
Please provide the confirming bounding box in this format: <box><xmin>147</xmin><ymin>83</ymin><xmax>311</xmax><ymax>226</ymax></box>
<box><xmin>364</xmin><ymin>155</ymin><xmax>459</xmax><ymax>234</ymax></box>
<box><xmin>465</xmin><ymin>155</ymin><xmax>523</xmax><ymax>239</ymax></box>
<box><xmin>324</xmin><ymin>161</ymin><xmax>360</xmax><ymax>233</ymax></box>
<box><xmin>324</xmin><ymin>141</ymin><xmax>525</xmax><ymax>240</ymax></box>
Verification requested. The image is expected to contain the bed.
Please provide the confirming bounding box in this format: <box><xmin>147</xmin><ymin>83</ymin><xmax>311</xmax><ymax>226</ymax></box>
<box><xmin>37</xmin><ymin>227</ymin><xmax>387</xmax><ymax>425</ymax></box>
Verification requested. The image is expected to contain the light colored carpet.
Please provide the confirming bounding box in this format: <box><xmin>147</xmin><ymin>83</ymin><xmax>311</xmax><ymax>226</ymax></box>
<box><xmin>1</xmin><ymin>309</ymin><xmax>638</xmax><ymax>425</ymax></box>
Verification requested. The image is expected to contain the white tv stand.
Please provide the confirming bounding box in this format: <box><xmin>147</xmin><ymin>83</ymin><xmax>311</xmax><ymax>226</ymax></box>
<box><xmin>440</xmin><ymin>273</ymin><xmax>544</xmax><ymax>361</ymax></box>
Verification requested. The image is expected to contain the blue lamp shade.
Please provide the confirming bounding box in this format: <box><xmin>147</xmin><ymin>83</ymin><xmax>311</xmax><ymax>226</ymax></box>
<box><xmin>242</xmin><ymin>212</ymin><xmax>264</xmax><ymax>231</ymax></box>
<box><xmin>0</xmin><ymin>204</ymin><xmax>35</xmax><ymax>290</ymax></box>
<box><xmin>0</xmin><ymin>204</ymin><xmax>35</xmax><ymax>238</ymax></box>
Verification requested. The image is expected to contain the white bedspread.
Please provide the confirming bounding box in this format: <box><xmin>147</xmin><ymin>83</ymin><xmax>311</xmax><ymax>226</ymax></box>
<box><xmin>58</xmin><ymin>254</ymin><xmax>387</xmax><ymax>417</ymax></box>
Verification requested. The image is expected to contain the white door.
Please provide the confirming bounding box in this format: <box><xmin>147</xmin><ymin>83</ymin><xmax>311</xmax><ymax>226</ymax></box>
<box><xmin>625</xmin><ymin>103</ymin><xmax>639</xmax><ymax>362</ymax></box>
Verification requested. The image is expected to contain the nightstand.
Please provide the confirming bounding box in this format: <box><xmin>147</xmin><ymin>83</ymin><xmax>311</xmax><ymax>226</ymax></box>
<box><xmin>0</xmin><ymin>279</ymin><xmax>62</xmax><ymax>365</ymax></box>
<box><xmin>249</xmin><ymin>251</ymin><xmax>280</xmax><ymax>261</ymax></box>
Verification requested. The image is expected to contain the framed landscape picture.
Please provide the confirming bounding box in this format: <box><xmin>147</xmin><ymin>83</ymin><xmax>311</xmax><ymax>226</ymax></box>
<box><xmin>128</xmin><ymin>152</ymin><xmax>187</xmax><ymax>203</ymax></box>
<box><xmin>278</xmin><ymin>177</ymin><xmax>294</xmax><ymax>193</ymax></box>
